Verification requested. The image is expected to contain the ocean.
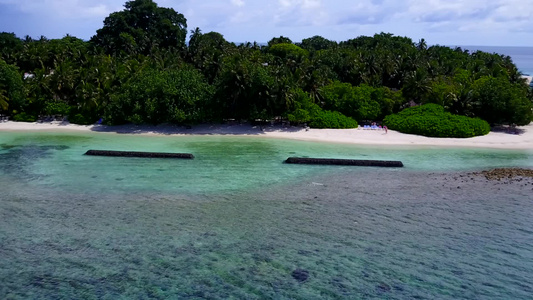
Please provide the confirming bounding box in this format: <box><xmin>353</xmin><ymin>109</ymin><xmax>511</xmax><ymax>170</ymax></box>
<box><xmin>1</xmin><ymin>131</ymin><xmax>532</xmax><ymax>299</ymax></box>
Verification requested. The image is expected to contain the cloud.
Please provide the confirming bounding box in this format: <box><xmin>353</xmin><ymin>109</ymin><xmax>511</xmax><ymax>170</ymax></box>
<box><xmin>406</xmin><ymin>0</ymin><xmax>532</xmax><ymax>25</ymax></box>
<box><xmin>492</xmin><ymin>0</ymin><xmax>533</xmax><ymax>22</ymax></box>
<box><xmin>416</xmin><ymin>7</ymin><xmax>494</xmax><ymax>23</ymax></box>
<box><xmin>275</xmin><ymin>0</ymin><xmax>326</xmax><ymax>26</ymax></box>
<box><xmin>0</xmin><ymin>0</ymin><xmax>532</xmax><ymax>45</ymax></box>
<box><xmin>329</xmin><ymin>0</ymin><xmax>405</xmax><ymax>25</ymax></box>
<box><xmin>231</xmin><ymin>0</ymin><xmax>245</xmax><ymax>7</ymax></box>
<box><xmin>0</xmin><ymin>0</ymin><xmax>121</xmax><ymax>19</ymax></box>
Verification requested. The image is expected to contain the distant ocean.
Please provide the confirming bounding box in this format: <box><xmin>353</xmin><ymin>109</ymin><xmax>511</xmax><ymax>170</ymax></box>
<box><xmin>457</xmin><ymin>46</ymin><xmax>533</xmax><ymax>76</ymax></box>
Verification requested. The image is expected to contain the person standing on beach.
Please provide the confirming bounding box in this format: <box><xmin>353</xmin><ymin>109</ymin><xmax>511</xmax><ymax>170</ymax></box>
<box><xmin>383</xmin><ymin>125</ymin><xmax>388</xmax><ymax>134</ymax></box>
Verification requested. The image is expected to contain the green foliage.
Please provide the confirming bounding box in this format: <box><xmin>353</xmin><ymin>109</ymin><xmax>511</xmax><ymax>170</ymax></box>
<box><xmin>2</xmin><ymin>17</ymin><xmax>532</xmax><ymax>129</ymax></box>
<box><xmin>267</xmin><ymin>36</ymin><xmax>293</xmax><ymax>47</ymax></box>
<box><xmin>402</xmin><ymin>68</ymin><xmax>431</xmax><ymax>102</ymax></box>
<box><xmin>44</xmin><ymin>101</ymin><xmax>70</xmax><ymax>116</ymax></box>
<box><xmin>320</xmin><ymin>81</ymin><xmax>385</xmax><ymax>121</ymax></box>
<box><xmin>0</xmin><ymin>32</ymin><xmax>23</xmax><ymax>65</ymax></box>
<box><xmin>384</xmin><ymin>104</ymin><xmax>490</xmax><ymax>138</ymax></box>
<box><xmin>470</xmin><ymin>76</ymin><xmax>533</xmax><ymax>125</ymax></box>
<box><xmin>269</xmin><ymin>43</ymin><xmax>308</xmax><ymax>60</ymax></box>
<box><xmin>286</xmin><ymin>89</ymin><xmax>358</xmax><ymax>128</ymax></box>
<box><xmin>17</xmin><ymin>35</ymin><xmax>89</xmax><ymax>73</ymax></box>
<box><xmin>371</xmin><ymin>87</ymin><xmax>408</xmax><ymax>120</ymax></box>
<box><xmin>286</xmin><ymin>89</ymin><xmax>320</xmax><ymax>124</ymax></box>
<box><xmin>310</xmin><ymin>110</ymin><xmax>358</xmax><ymax>129</ymax></box>
<box><xmin>187</xmin><ymin>29</ymin><xmax>235</xmax><ymax>84</ymax></box>
<box><xmin>68</xmin><ymin>113</ymin><xmax>93</xmax><ymax>125</ymax></box>
<box><xmin>91</xmin><ymin>0</ymin><xmax>187</xmax><ymax>56</ymax></box>
<box><xmin>12</xmin><ymin>112</ymin><xmax>37</xmax><ymax>122</ymax></box>
<box><xmin>298</xmin><ymin>36</ymin><xmax>337</xmax><ymax>52</ymax></box>
<box><xmin>0</xmin><ymin>59</ymin><xmax>24</xmax><ymax>112</ymax></box>
<box><xmin>105</xmin><ymin>65</ymin><xmax>213</xmax><ymax>125</ymax></box>
<box><xmin>214</xmin><ymin>53</ymin><xmax>278</xmax><ymax>120</ymax></box>
<box><xmin>287</xmin><ymin>108</ymin><xmax>311</xmax><ymax>124</ymax></box>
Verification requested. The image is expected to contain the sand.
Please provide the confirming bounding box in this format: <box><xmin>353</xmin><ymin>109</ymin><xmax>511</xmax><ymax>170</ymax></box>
<box><xmin>1</xmin><ymin>120</ymin><xmax>532</xmax><ymax>150</ymax></box>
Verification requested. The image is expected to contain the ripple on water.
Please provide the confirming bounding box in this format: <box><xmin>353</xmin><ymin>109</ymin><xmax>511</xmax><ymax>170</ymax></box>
<box><xmin>0</xmin><ymin>132</ymin><xmax>532</xmax><ymax>298</ymax></box>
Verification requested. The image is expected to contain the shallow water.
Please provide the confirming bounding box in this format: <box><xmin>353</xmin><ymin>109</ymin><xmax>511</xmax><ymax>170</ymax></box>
<box><xmin>1</xmin><ymin>131</ymin><xmax>532</xmax><ymax>299</ymax></box>
<box><xmin>0</xmin><ymin>131</ymin><xmax>531</xmax><ymax>195</ymax></box>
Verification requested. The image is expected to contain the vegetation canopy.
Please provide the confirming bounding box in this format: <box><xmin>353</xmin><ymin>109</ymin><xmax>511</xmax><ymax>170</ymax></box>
<box><xmin>0</xmin><ymin>0</ymin><xmax>531</xmax><ymax>132</ymax></box>
<box><xmin>384</xmin><ymin>104</ymin><xmax>491</xmax><ymax>138</ymax></box>
<box><xmin>91</xmin><ymin>0</ymin><xmax>187</xmax><ymax>56</ymax></box>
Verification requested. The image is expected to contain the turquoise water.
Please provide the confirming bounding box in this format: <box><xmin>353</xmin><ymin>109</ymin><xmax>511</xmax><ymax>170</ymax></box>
<box><xmin>1</xmin><ymin>131</ymin><xmax>532</xmax><ymax>299</ymax></box>
<box><xmin>1</xmin><ymin>131</ymin><xmax>532</xmax><ymax>195</ymax></box>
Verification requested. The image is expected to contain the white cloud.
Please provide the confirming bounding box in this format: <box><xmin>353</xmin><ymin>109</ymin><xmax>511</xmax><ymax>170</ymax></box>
<box><xmin>334</xmin><ymin>0</ymin><xmax>404</xmax><ymax>25</ymax></box>
<box><xmin>406</xmin><ymin>0</ymin><xmax>489</xmax><ymax>22</ymax></box>
<box><xmin>0</xmin><ymin>0</ymin><xmax>121</xmax><ymax>19</ymax></box>
<box><xmin>274</xmin><ymin>0</ymin><xmax>327</xmax><ymax>26</ymax></box>
<box><xmin>231</xmin><ymin>0</ymin><xmax>245</xmax><ymax>7</ymax></box>
<box><xmin>1</xmin><ymin>0</ymin><xmax>533</xmax><ymax>45</ymax></box>
<box><xmin>492</xmin><ymin>0</ymin><xmax>533</xmax><ymax>22</ymax></box>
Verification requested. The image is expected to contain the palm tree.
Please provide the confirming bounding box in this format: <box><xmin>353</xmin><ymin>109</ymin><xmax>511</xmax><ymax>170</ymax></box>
<box><xmin>0</xmin><ymin>90</ymin><xmax>8</xmax><ymax>111</ymax></box>
<box><xmin>402</xmin><ymin>68</ymin><xmax>432</xmax><ymax>103</ymax></box>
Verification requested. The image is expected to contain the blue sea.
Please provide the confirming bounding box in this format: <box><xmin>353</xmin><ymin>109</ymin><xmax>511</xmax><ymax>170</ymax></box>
<box><xmin>1</xmin><ymin>131</ymin><xmax>532</xmax><ymax>299</ymax></box>
<box><xmin>459</xmin><ymin>46</ymin><xmax>533</xmax><ymax>76</ymax></box>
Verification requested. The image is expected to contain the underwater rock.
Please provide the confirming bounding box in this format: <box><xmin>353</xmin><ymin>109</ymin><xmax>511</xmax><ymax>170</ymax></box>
<box><xmin>471</xmin><ymin>168</ymin><xmax>533</xmax><ymax>181</ymax></box>
<box><xmin>291</xmin><ymin>269</ymin><xmax>309</xmax><ymax>282</ymax></box>
<box><xmin>377</xmin><ymin>282</ymin><xmax>392</xmax><ymax>292</ymax></box>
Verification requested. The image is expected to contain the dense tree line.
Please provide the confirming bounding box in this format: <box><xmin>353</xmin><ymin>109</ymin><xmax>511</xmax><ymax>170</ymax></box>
<box><xmin>0</xmin><ymin>0</ymin><xmax>531</xmax><ymax>129</ymax></box>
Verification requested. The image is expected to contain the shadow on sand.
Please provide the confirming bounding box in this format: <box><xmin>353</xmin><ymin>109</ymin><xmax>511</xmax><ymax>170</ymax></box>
<box><xmin>89</xmin><ymin>123</ymin><xmax>308</xmax><ymax>136</ymax></box>
<box><xmin>491</xmin><ymin>125</ymin><xmax>526</xmax><ymax>135</ymax></box>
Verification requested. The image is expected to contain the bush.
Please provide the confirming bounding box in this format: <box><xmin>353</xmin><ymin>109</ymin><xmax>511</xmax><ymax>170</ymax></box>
<box><xmin>286</xmin><ymin>89</ymin><xmax>320</xmax><ymax>124</ymax></box>
<box><xmin>44</xmin><ymin>101</ymin><xmax>70</xmax><ymax>116</ymax></box>
<box><xmin>12</xmin><ymin>112</ymin><xmax>37</xmax><ymax>122</ymax></box>
<box><xmin>320</xmin><ymin>82</ymin><xmax>383</xmax><ymax>121</ymax></box>
<box><xmin>105</xmin><ymin>66</ymin><xmax>213</xmax><ymax>125</ymax></box>
<box><xmin>68</xmin><ymin>113</ymin><xmax>93</xmax><ymax>125</ymax></box>
<box><xmin>269</xmin><ymin>43</ymin><xmax>308</xmax><ymax>59</ymax></box>
<box><xmin>383</xmin><ymin>104</ymin><xmax>490</xmax><ymax>138</ymax></box>
<box><xmin>310</xmin><ymin>110</ymin><xmax>358</xmax><ymax>129</ymax></box>
<box><xmin>470</xmin><ymin>76</ymin><xmax>532</xmax><ymax>125</ymax></box>
<box><xmin>0</xmin><ymin>59</ymin><xmax>24</xmax><ymax>112</ymax></box>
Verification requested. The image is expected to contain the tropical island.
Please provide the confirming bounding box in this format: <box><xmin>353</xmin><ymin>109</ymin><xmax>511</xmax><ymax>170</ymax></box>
<box><xmin>1</xmin><ymin>0</ymin><xmax>532</xmax><ymax>139</ymax></box>
<box><xmin>2</xmin><ymin>2</ymin><xmax>533</xmax><ymax>298</ymax></box>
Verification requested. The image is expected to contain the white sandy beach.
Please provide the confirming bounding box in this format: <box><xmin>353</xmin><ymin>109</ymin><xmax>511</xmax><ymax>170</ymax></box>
<box><xmin>1</xmin><ymin>120</ymin><xmax>532</xmax><ymax>150</ymax></box>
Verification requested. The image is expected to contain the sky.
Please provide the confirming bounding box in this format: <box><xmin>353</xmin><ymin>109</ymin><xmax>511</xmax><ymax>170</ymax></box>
<box><xmin>1</xmin><ymin>0</ymin><xmax>533</xmax><ymax>46</ymax></box>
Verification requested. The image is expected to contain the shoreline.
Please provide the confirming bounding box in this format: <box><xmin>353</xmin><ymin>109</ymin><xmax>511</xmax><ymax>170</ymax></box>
<box><xmin>1</xmin><ymin>120</ymin><xmax>532</xmax><ymax>150</ymax></box>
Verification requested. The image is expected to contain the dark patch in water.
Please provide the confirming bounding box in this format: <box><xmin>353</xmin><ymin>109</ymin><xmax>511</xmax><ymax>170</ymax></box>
<box><xmin>451</xmin><ymin>270</ymin><xmax>464</xmax><ymax>276</ymax></box>
<box><xmin>393</xmin><ymin>284</ymin><xmax>404</xmax><ymax>291</ymax></box>
<box><xmin>0</xmin><ymin>144</ymin><xmax>69</xmax><ymax>180</ymax></box>
<box><xmin>297</xmin><ymin>249</ymin><xmax>312</xmax><ymax>256</ymax></box>
<box><xmin>377</xmin><ymin>282</ymin><xmax>391</xmax><ymax>292</ymax></box>
<box><xmin>291</xmin><ymin>269</ymin><xmax>309</xmax><ymax>282</ymax></box>
<box><xmin>0</xmin><ymin>144</ymin><xmax>16</xmax><ymax>150</ymax></box>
